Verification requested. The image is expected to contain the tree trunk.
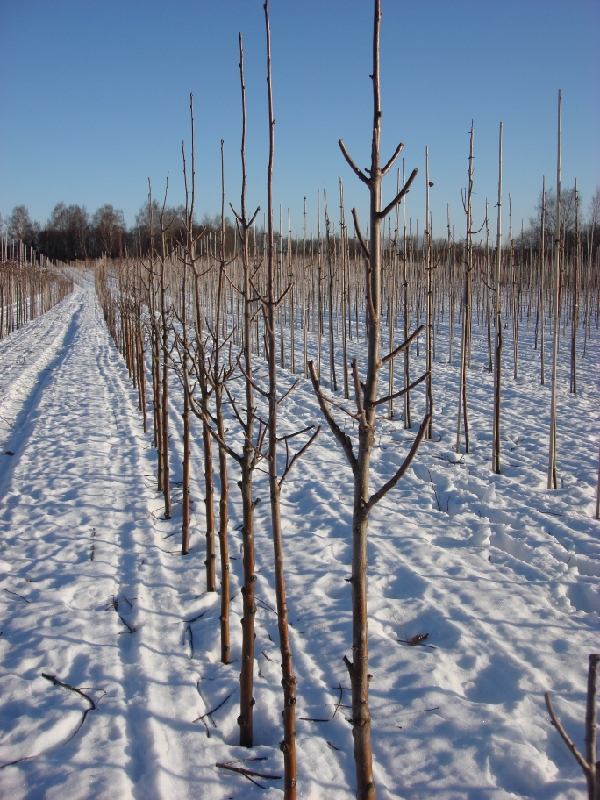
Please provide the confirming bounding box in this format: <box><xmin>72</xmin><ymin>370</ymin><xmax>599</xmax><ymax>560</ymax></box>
<box><xmin>160</xmin><ymin>252</ymin><xmax>171</xmax><ymax>519</ymax></box>
<box><xmin>540</xmin><ymin>176</ymin><xmax>546</xmax><ymax>385</ymax></box>
<box><xmin>570</xmin><ymin>179</ymin><xmax>579</xmax><ymax>394</ymax></box>
<box><xmin>234</xmin><ymin>31</ymin><xmax>260</xmax><ymax>737</ymax></box>
<box><xmin>264</xmin><ymin>4</ymin><xmax>296</xmax><ymax>794</ymax></box>
<box><xmin>215</xmin><ymin>381</ymin><xmax>230</xmax><ymax>662</ymax></box>
<box><xmin>548</xmin><ymin>91</ymin><xmax>562</xmax><ymax>490</ymax></box>
<box><xmin>492</xmin><ymin>122</ymin><xmax>503</xmax><ymax>475</ymax></box>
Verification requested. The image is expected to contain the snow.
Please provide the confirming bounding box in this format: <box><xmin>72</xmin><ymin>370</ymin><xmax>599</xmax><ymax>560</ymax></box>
<box><xmin>0</xmin><ymin>277</ymin><xmax>598</xmax><ymax>798</ymax></box>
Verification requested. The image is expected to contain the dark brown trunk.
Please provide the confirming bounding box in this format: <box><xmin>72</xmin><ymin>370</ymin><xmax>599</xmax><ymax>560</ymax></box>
<box><xmin>238</xmin><ymin>456</ymin><xmax>255</xmax><ymax>743</ymax></box>
<box><xmin>215</xmin><ymin>382</ymin><xmax>230</xmax><ymax>661</ymax></box>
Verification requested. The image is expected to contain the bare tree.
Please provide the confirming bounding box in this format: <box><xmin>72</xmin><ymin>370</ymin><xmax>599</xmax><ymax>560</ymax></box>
<box><xmin>8</xmin><ymin>205</ymin><xmax>36</xmax><ymax>247</ymax></box>
<box><xmin>91</xmin><ymin>204</ymin><xmax>126</xmax><ymax>258</ymax></box>
<box><xmin>158</xmin><ymin>192</ymin><xmax>172</xmax><ymax>519</ymax></box>
<box><xmin>229</xmin><ymin>31</ymin><xmax>262</xmax><ymax>744</ymax></box>
<box><xmin>260</xmin><ymin>4</ymin><xmax>320</xmax><ymax>793</ymax></box>
<box><xmin>263</xmin><ymin>2</ymin><xmax>297</xmax><ymax>789</ymax></box>
<box><xmin>539</xmin><ymin>176</ymin><xmax>547</xmax><ymax>385</ymax></box>
<box><xmin>548</xmin><ymin>90</ymin><xmax>562</xmax><ymax>490</ymax></box>
<box><xmin>310</xmin><ymin>3</ymin><xmax>428</xmax><ymax>796</ymax></box>
<box><xmin>570</xmin><ymin>179</ymin><xmax>580</xmax><ymax>394</ymax></box>
<box><xmin>492</xmin><ymin>123</ymin><xmax>503</xmax><ymax>475</ymax></box>
<box><xmin>456</xmin><ymin>122</ymin><xmax>475</xmax><ymax>454</ymax></box>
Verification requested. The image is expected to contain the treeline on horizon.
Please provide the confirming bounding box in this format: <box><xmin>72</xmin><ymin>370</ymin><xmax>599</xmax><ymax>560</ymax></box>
<box><xmin>2</xmin><ymin>184</ymin><xmax>600</xmax><ymax>264</ymax></box>
<box><xmin>1</xmin><ymin>202</ymin><xmax>240</xmax><ymax>262</ymax></box>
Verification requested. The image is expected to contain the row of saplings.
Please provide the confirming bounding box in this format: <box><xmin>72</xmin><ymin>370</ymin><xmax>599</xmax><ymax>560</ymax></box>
<box><xmin>95</xmin><ymin>1</ymin><xmax>598</xmax><ymax>797</ymax></box>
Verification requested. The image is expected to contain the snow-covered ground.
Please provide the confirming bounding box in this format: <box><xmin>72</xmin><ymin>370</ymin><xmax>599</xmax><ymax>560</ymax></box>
<box><xmin>0</xmin><ymin>278</ymin><xmax>598</xmax><ymax>799</ymax></box>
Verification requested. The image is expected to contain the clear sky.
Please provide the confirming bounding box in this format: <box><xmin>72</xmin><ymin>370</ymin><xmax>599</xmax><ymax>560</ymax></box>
<box><xmin>1</xmin><ymin>0</ymin><xmax>599</xmax><ymax>240</ymax></box>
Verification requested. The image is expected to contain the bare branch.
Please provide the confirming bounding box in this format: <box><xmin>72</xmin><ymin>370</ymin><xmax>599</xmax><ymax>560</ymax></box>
<box><xmin>42</xmin><ymin>673</ymin><xmax>97</xmax><ymax>711</ymax></box>
<box><xmin>248</xmin><ymin>206</ymin><xmax>261</xmax><ymax>228</ymax></box>
<box><xmin>249</xmin><ymin>276</ymin><xmax>268</xmax><ymax>307</ymax></box>
<box><xmin>381</xmin><ymin>141</ymin><xmax>404</xmax><ymax>177</ymax></box>
<box><xmin>188</xmin><ymin>392</ymin><xmax>242</xmax><ymax>464</ymax></box>
<box><xmin>364</xmin><ymin>413</ymin><xmax>431</xmax><ymax>513</ymax></box>
<box><xmin>236</xmin><ymin>354</ymin><xmax>269</xmax><ymax>399</ymax></box>
<box><xmin>304</xmin><ymin>382</ymin><xmax>359</xmax><ymax>420</ymax></box>
<box><xmin>274</xmin><ymin>280</ymin><xmax>294</xmax><ymax>308</ymax></box>
<box><xmin>339</xmin><ymin>140</ymin><xmax>370</xmax><ymax>185</ymax></box>
<box><xmin>545</xmin><ymin>692</ymin><xmax>591</xmax><ymax>777</ymax></box>
<box><xmin>224</xmin><ymin>270</ymin><xmax>241</xmax><ymax>294</ymax></box>
<box><xmin>370</xmin><ymin>370</ymin><xmax>429</xmax><ymax>408</ymax></box>
<box><xmin>352</xmin><ymin>208</ymin><xmax>370</xmax><ymax>261</ymax></box>
<box><xmin>352</xmin><ymin>359</ymin><xmax>365</xmax><ymax>420</ymax></box>
<box><xmin>223</xmin><ymin>383</ymin><xmax>247</xmax><ymax>430</ymax></box>
<box><xmin>308</xmin><ymin>361</ymin><xmax>357</xmax><ymax>472</ymax></box>
<box><xmin>380</xmin><ymin>324</ymin><xmax>424</xmax><ymax>367</ymax></box>
<box><xmin>378</xmin><ymin>167</ymin><xmax>418</xmax><ymax>220</ymax></box>
<box><xmin>279</xmin><ymin>425</ymin><xmax>321</xmax><ymax>487</ymax></box>
<box><xmin>216</xmin><ymin>760</ymin><xmax>282</xmax><ymax>788</ymax></box>
<box><xmin>276</xmin><ymin>379</ymin><xmax>299</xmax><ymax>406</ymax></box>
<box><xmin>276</xmin><ymin>424</ymin><xmax>314</xmax><ymax>444</ymax></box>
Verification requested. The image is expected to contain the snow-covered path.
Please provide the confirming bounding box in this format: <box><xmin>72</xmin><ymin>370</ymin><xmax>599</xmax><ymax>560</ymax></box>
<box><xmin>0</xmin><ymin>285</ymin><xmax>209</xmax><ymax>798</ymax></box>
<box><xmin>0</xmin><ymin>282</ymin><xmax>598</xmax><ymax>799</ymax></box>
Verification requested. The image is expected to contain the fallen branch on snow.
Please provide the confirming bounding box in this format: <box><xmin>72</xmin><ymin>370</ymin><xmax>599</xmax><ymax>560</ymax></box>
<box><xmin>0</xmin><ymin>673</ymin><xmax>105</xmax><ymax>771</ymax></box>
<box><xmin>216</xmin><ymin>757</ymin><xmax>282</xmax><ymax>789</ymax></box>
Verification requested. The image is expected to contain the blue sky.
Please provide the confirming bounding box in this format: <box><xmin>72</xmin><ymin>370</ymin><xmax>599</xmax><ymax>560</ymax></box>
<box><xmin>1</xmin><ymin>0</ymin><xmax>598</xmax><ymax>240</ymax></box>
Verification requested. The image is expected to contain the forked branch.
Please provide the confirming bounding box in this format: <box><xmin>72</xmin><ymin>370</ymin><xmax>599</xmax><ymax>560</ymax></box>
<box><xmin>279</xmin><ymin>425</ymin><xmax>321</xmax><ymax>488</ymax></box>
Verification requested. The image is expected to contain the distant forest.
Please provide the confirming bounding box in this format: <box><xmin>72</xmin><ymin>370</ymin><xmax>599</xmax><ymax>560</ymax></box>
<box><xmin>0</xmin><ymin>202</ymin><xmax>241</xmax><ymax>262</ymax></box>
<box><xmin>2</xmin><ymin>185</ymin><xmax>599</xmax><ymax>263</ymax></box>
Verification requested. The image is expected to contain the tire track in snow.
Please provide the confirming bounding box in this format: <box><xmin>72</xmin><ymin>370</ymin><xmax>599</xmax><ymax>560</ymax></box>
<box><xmin>0</xmin><ymin>289</ymin><xmax>82</xmax><ymax>487</ymax></box>
<box><xmin>0</xmin><ymin>284</ymin><xmax>136</xmax><ymax>799</ymax></box>
<box><xmin>94</xmin><ymin>291</ymin><xmax>242</xmax><ymax>798</ymax></box>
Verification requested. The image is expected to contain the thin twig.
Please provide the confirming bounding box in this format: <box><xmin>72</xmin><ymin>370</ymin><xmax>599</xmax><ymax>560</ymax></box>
<box><xmin>3</xmin><ymin>589</ymin><xmax>30</xmax><ymax>604</ymax></box>
<box><xmin>0</xmin><ymin>676</ymin><xmax>104</xmax><ymax>771</ymax></box>
<box><xmin>216</xmin><ymin>760</ymin><xmax>282</xmax><ymax>789</ymax></box>
<box><xmin>426</xmin><ymin>467</ymin><xmax>442</xmax><ymax>512</ymax></box>
<box><xmin>193</xmin><ymin>692</ymin><xmax>233</xmax><ymax>732</ymax></box>
<box><xmin>332</xmin><ymin>683</ymin><xmax>344</xmax><ymax>719</ymax></box>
